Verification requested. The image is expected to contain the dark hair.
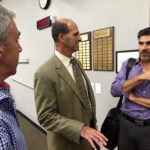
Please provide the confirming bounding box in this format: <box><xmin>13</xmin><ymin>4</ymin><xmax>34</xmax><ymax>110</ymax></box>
<box><xmin>137</xmin><ymin>27</ymin><xmax>150</xmax><ymax>39</ymax></box>
<box><xmin>51</xmin><ymin>21</ymin><xmax>69</xmax><ymax>42</ymax></box>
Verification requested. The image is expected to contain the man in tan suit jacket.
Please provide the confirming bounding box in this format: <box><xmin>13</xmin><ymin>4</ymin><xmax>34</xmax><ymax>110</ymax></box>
<box><xmin>34</xmin><ymin>18</ymin><xmax>107</xmax><ymax>150</ymax></box>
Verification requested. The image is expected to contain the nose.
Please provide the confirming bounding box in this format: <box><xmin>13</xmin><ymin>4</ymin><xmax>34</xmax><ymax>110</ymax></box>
<box><xmin>141</xmin><ymin>43</ymin><xmax>146</xmax><ymax>49</ymax></box>
<box><xmin>141</xmin><ymin>42</ymin><xmax>150</xmax><ymax>50</ymax></box>
<box><xmin>78</xmin><ymin>35</ymin><xmax>82</xmax><ymax>42</ymax></box>
<box><xmin>144</xmin><ymin>43</ymin><xmax>149</xmax><ymax>49</ymax></box>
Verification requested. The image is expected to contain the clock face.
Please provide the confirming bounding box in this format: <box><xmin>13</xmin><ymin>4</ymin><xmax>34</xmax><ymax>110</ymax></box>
<box><xmin>39</xmin><ymin>0</ymin><xmax>50</xmax><ymax>9</ymax></box>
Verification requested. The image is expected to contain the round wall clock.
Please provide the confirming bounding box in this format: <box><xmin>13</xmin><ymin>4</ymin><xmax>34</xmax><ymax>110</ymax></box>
<box><xmin>39</xmin><ymin>0</ymin><xmax>51</xmax><ymax>9</ymax></box>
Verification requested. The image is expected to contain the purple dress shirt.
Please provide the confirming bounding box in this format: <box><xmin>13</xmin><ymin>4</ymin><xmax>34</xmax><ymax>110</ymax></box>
<box><xmin>111</xmin><ymin>58</ymin><xmax>150</xmax><ymax>120</ymax></box>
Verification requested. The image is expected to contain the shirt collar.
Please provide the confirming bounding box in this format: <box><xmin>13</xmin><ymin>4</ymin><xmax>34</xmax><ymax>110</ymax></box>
<box><xmin>55</xmin><ymin>50</ymin><xmax>72</xmax><ymax>68</ymax></box>
<box><xmin>0</xmin><ymin>81</ymin><xmax>13</xmax><ymax>103</ymax></box>
<box><xmin>0</xmin><ymin>81</ymin><xmax>10</xmax><ymax>89</ymax></box>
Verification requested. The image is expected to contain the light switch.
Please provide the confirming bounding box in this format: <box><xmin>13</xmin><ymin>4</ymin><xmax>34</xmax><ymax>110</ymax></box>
<box><xmin>95</xmin><ymin>83</ymin><xmax>101</xmax><ymax>94</ymax></box>
<box><xmin>19</xmin><ymin>58</ymin><xmax>29</xmax><ymax>64</ymax></box>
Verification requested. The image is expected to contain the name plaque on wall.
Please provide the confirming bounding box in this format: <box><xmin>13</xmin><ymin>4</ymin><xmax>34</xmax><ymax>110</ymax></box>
<box><xmin>75</xmin><ymin>32</ymin><xmax>92</xmax><ymax>70</ymax></box>
<box><xmin>93</xmin><ymin>27</ymin><xmax>114</xmax><ymax>71</ymax></box>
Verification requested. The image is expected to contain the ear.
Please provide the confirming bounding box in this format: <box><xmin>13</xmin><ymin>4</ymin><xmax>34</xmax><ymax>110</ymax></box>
<box><xmin>0</xmin><ymin>42</ymin><xmax>4</xmax><ymax>59</ymax></box>
<box><xmin>58</xmin><ymin>33</ymin><xmax>65</xmax><ymax>43</ymax></box>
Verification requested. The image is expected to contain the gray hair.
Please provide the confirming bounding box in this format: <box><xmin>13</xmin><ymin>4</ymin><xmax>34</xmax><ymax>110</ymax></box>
<box><xmin>0</xmin><ymin>5</ymin><xmax>15</xmax><ymax>41</ymax></box>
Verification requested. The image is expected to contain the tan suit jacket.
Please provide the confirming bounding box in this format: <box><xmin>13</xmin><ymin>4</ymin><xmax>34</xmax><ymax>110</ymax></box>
<box><xmin>34</xmin><ymin>55</ymin><xmax>97</xmax><ymax>150</ymax></box>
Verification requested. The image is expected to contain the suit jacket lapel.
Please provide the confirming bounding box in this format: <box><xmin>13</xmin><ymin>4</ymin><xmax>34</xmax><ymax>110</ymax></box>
<box><xmin>53</xmin><ymin>56</ymin><xmax>85</xmax><ymax>105</ymax></box>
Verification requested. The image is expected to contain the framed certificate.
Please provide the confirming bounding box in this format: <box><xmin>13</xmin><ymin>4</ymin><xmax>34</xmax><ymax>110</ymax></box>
<box><xmin>116</xmin><ymin>49</ymin><xmax>139</xmax><ymax>73</ymax></box>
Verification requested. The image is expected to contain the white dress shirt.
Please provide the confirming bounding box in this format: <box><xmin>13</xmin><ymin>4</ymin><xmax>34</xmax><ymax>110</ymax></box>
<box><xmin>55</xmin><ymin>50</ymin><xmax>75</xmax><ymax>81</ymax></box>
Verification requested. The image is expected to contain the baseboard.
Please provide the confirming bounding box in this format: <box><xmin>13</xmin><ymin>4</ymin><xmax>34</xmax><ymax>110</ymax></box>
<box><xmin>17</xmin><ymin>110</ymin><xmax>46</xmax><ymax>135</ymax></box>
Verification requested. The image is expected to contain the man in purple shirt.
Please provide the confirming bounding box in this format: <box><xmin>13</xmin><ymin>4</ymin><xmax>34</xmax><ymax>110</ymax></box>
<box><xmin>111</xmin><ymin>27</ymin><xmax>150</xmax><ymax>150</ymax></box>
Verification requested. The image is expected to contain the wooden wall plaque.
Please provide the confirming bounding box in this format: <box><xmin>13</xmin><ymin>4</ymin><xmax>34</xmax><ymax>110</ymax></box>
<box><xmin>93</xmin><ymin>27</ymin><xmax>114</xmax><ymax>71</ymax></box>
<box><xmin>75</xmin><ymin>32</ymin><xmax>92</xmax><ymax>70</ymax></box>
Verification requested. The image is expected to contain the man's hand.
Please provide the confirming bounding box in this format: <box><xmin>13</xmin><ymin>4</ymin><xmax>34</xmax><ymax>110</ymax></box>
<box><xmin>128</xmin><ymin>92</ymin><xmax>136</xmax><ymax>101</ymax></box>
<box><xmin>139</xmin><ymin>71</ymin><xmax>150</xmax><ymax>80</ymax></box>
<box><xmin>80</xmin><ymin>126</ymin><xmax>108</xmax><ymax>149</ymax></box>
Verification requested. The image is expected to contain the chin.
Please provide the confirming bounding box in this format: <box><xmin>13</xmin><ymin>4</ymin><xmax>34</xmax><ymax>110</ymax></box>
<box><xmin>74</xmin><ymin>48</ymin><xmax>79</xmax><ymax>52</ymax></box>
<box><xmin>11</xmin><ymin>69</ymin><xmax>17</xmax><ymax>75</ymax></box>
<box><xmin>141</xmin><ymin>57</ymin><xmax>150</xmax><ymax>62</ymax></box>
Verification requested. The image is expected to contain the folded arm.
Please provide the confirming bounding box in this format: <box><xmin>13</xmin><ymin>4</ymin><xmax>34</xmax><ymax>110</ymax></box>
<box><xmin>122</xmin><ymin>71</ymin><xmax>150</xmax><ymax>93</ymax></box>
<box><xmin>128</xmin><ymin>92</ymin><xmax>150</xmax><ymax>108</ymax></box>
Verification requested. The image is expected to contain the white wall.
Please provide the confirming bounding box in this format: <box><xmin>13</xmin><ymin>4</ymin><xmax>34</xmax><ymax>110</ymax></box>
<box><xmin>1</xmin><ymin>0</ymin><xmax>150</xmax><ymax>147</ymax></box>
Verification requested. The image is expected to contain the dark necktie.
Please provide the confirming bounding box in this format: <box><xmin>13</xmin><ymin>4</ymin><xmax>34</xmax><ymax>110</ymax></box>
<box><xmin>70</xmin><ymin>58</ymin><xmax>91</xmax><ymax>113</ymax></box>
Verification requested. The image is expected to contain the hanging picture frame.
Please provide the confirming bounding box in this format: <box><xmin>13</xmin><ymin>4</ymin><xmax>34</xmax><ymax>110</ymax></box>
<box><xmin>116</xmin><ymin>49</ymin><xmax>139</xmax><ymax>73</ymax></box>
